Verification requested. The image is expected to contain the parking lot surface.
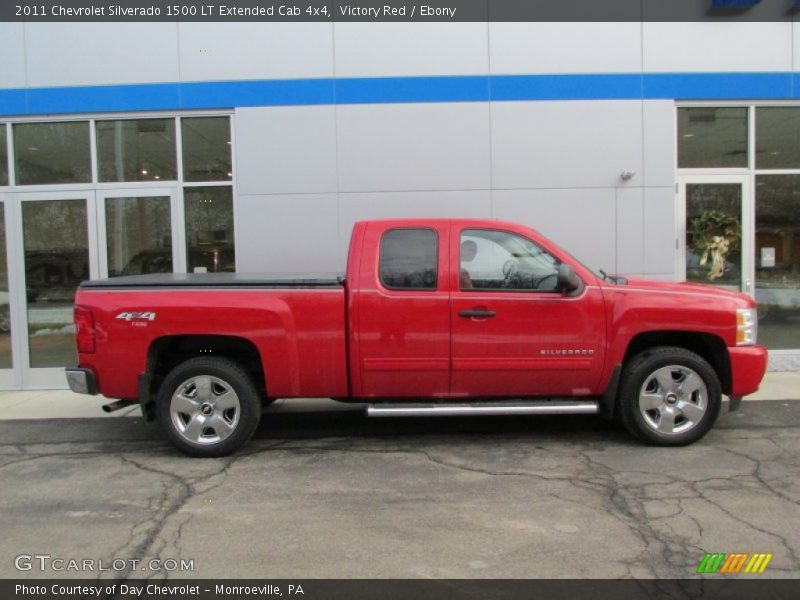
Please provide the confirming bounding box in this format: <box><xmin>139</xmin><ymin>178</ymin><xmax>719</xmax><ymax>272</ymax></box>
<box><xmin>0</xmin><ymin>398</ymin><xmax>798</xmax><ymax>580</ymax></box>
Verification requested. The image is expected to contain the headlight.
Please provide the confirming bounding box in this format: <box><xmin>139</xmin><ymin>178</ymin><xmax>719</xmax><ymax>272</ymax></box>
<box><xmin>736</xmin><ymin>308</ymin><xmax>757</xmax><ymax>346</ymax></box>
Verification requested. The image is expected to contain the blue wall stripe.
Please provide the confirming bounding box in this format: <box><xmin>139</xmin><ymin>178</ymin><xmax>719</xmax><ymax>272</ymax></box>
<box><xmin>1</xmin><ymin>72</ymin><xmax>798</xmax><ymax>116</ymax></box>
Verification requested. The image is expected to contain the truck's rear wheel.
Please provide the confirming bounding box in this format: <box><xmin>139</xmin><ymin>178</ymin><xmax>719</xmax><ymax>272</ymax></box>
<box><xmin>156</xmin><ymin>357</ymin><xmax>262</xmax><ymax>457</ymax></box>
<box><xmin>618</xmin><ymin>346</ymin><xmax>721</xmax><ymax>446</ymax></box>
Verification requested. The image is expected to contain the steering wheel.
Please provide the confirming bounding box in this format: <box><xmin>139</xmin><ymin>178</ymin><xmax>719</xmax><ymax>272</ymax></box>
<box><xmin>502</xmin><ymin>259</ymin><xmax>519</xmax><ymax>288</ymax></box>
<box><xmin>534</xmin><ymin>273</ymin><xmax>558</xmax><ymax>291</ymax></box>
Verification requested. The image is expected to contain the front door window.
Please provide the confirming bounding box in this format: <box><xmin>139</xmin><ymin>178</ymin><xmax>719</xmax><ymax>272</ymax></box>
<box><xmin>685</xmin><ymin>183</ymin><xmax>743</xmax><ymax>290</ymax></box>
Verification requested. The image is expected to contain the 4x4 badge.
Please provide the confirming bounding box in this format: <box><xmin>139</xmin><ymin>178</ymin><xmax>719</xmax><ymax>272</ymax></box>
<box><xmin>116</xmin><ymin>312</ymin><xmax>157</xmax><ymax>322</ymax></box>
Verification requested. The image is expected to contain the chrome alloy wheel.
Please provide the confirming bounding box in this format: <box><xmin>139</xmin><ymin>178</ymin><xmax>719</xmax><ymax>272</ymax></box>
<box><xmin>638</xmin><ymin>365</ymin><xmax>708</xmax><ymax>435</ymax></box>
<box><xmin>170</xmin><ymin>375</ymin><xmax>241</xmax><ymax>445</ymax></box>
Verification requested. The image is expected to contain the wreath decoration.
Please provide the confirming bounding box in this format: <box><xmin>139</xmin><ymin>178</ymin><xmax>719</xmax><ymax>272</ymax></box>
<box><xmin>689</xmin><ymin>210</ymin><xmax>741</xmax><ymax>281</ymax></box>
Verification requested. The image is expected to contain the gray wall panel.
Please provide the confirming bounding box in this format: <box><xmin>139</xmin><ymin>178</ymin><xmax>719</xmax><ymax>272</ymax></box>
<box><xmin>235</xmin><ymin>193</ymin><xmax>341</xmax><ymax>274</ymax></box>
<box><xmin>643</xmin><ymin>101</ymin><xmax>675</xmax><ymax>188</ymax></box>
<box><xmin>180</xmin><ymin>23</ymin><xmax>334</xmax><ymax>82</ymax></box>
<box><xmin>491</xmin><ymin>101</ymin><xmax>643</xmax><ymax>190</ymax></box>
<box><xmin>492</xmin><ymin>188</ymin><xmax>617</xmax><ymax>274</ymax></box>
<box><xmin>616</xmin><ymin>188</ymin><xmax>645</xmax><ymax>275</ymax></box>
<box><xmin>643</xmin><ymin>187</ymin><xmax>677</xmax><ymax>277</ymax></box>
<box><xmin>336</xmin><ymin>103</ymin><xmax>491</xmax><ymax>192</ymax></box>
<box><xmin>643</xmin><ymin>22</ymin><xmax>791</xmax><ymax>73</ymax></box>
<box><xmin>489</xmin><ymin>23</ymin><xmax>642</xmax><ymax>74</ymax></box>
<box><xmin>334</xmin><ymin>23</ymin><xmax>489</xmax><ymax>77</ymax></box>
<box><xmin>24</xmin><ymin>23</ymin><xmax>180</xmax><ymax>87</ymax></box>
<box><xmin>0</xmin><ymin>23</ymin><xmax>26</xmax><ymax>89</ymax></box>
<box><xmin>234</xmin><ymin>106</ymin><xmax>338</xmax><ymax>195</ymax></box>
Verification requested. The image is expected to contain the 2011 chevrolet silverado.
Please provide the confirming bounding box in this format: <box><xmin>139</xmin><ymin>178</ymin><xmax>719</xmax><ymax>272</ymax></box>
<box><xmin>66</xmin><ymin>219</ymin><xmax>768</xmax><ymax>456</ymax></box>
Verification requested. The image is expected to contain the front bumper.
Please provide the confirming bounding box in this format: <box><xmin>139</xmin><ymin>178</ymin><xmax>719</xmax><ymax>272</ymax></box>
<box><xmin>65</xmin><ymin>367</ymin><xmax>98</xmax><ymax>395</ymax></box>
<box><xmin>729</xmin><ymin>345</ymin><xmax>768</xmax><ymax>401</ymax></box>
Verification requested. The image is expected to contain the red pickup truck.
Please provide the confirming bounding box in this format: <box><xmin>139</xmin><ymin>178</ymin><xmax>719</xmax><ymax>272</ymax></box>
<box><xmin>66</xmin><ymin>218</ymin><xmax>767</xmax><ymax>456</ymax></box>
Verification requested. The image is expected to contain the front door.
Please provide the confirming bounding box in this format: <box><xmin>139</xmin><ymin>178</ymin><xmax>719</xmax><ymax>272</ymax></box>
<box><xmin>678</xmin><ymin>175</ymin><xmax>753</xmax><ymax>296</ymax></box>
<box><xmin>449</xmin><ymin>225</ymin><xmax>606</xmax><ymax>398</ymax></box>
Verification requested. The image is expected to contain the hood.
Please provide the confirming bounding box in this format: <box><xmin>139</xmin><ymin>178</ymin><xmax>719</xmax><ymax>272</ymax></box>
<box><xmin>602</xmin><ymin>276</ymin><xmax>755</xmax><ymax>305</ymax></box>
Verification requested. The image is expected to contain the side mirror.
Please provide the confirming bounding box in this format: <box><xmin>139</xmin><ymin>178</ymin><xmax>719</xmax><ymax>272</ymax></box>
<box><xmin>557</xmin><ymin>263</ymin><xmax>581</xmax><ymax>293</ymax></box>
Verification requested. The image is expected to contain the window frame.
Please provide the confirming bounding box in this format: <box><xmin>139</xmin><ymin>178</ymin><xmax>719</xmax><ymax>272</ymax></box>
<box><xmin>378</xmin><ymin>227</ymin><xmax>440</xmax><ymax>292</ymax></box>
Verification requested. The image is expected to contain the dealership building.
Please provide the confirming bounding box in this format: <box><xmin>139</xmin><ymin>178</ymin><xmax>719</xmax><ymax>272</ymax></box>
<box><xmin>0</xmin><ymin>19</ymin><xmax>798</xmax><ymax>389</ymax></box>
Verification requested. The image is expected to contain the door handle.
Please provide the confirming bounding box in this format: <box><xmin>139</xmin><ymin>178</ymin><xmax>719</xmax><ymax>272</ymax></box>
<box><xmin>459</xmin><ymin>309</ymin><xmax>496</xmax><ymax>319</ymax></box>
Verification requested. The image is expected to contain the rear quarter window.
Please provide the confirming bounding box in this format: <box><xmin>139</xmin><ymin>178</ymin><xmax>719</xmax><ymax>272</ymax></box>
<box><xmin>379</xmin><ymin>228</ymin><xmax>438</xmax><ymax>290</ymax></box>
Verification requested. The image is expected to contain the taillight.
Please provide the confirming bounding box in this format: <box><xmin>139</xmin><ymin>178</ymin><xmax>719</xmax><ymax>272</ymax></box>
<box><xmin>74</xmin><ymin>305</ymin><xmax>96</xmax><ymax>354</ymax></box>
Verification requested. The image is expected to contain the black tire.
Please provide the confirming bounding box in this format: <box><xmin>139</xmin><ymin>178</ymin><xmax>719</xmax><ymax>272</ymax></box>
<box><xmin>618</xmin><ymin>346</ymin><xmax>722</xmax><ymax>446</ymax></box>
<box><xmin>156</xmin><ymin>357</ymin><xmax>262</xmax><ymax>457</ymax></box>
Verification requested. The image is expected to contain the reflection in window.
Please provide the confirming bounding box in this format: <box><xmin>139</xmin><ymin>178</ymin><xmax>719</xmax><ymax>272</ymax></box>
<box><xmin>184</xmin><ymin>187</ymin><xmax>235</xmax><ymax>273</ymax></box>
<box><xmin>380</xmin><ymin>229</ymin><xmax>438</xmax><ymax>290</ymax></box>
<box><xmin>182</xmin><ymin>117</ymin><xmax>232</xmax><ymax>182</ymax></box>
<box><xmin>678</xmin><ymin>107</ymin><xmax>748</xmax><ymax>169</ymax></box>
<box><xmin>755</xmin><ymin>175</ymin><xmax>800</xmax><ymax>349</ymax></box>
<box><xmin>756</xmin><ymin>108</ymin><xmax>800</xmax><ymax>170</ymax></box>
<box><xmin>14</xmin><ymin>122</ymin><xmax>91</xmax><ymax>185</ymax></box>
<box><xmin>0</xmin><ymin>125</ymin><xmax>8</xmax><ymax>186</ymax></box>
<box><xmin>96</xmin><ymin>119</ymin><xmax>177</xmax><ymax>182</ymax></box>
<box><xmin>460</xmin><ymin>229</ymin><xmax>559</xmax><ymax>291</ymax></box>
<box><xmin>106</xmin><ymin>196</ymin><xmax>172</xmax><ymax>277</ymax></box>
<box><xmin>22</xmin><ymin>199</ymin><xmax>89</xmax><ymax>368</ymax></box>
<box><xmin>0</xmin><ymin>204</ymin><xmax>11</xmax><ymax>369</ymax></box>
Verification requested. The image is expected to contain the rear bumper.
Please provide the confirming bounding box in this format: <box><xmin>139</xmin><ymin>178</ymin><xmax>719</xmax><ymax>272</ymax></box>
<box><xmin>729</xmin><ymin>345</ymin><xmax>768</xmax><ymax>399</ymax></box>
<box><xmin>65</xmin><ymin>367</ymin><xmax>98</xmax><ymax>395</ymax></box>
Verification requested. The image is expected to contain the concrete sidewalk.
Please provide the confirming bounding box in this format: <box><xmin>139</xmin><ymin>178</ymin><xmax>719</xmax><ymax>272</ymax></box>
<box><xmin>0</xmin><ymin>371</ymin><xmax>797</xmax><ymax>420</ymax></box>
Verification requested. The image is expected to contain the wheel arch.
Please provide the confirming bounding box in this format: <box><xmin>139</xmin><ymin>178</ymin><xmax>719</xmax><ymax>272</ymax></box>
<box><xmin>622</xmin><ymin>331</ymin><xmax>731</xmax><ymax>395</ymax></box>
<box><xmin>142</xmin><ymin>334</ymin><xmax>267</xmax><ymax>419</ymax></box>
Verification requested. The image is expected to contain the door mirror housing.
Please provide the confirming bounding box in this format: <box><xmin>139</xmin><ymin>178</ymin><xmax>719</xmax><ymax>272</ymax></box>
<box><xmin>557</xmin><ymin>263</ymin><xmax>581</xmax><ymax>293</ymax></box>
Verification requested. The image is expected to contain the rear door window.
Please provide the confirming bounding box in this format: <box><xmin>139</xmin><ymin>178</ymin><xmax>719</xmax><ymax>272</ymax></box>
<box><xmin>379</xmin><ymin>229</ymin><xmax>438</xmax><ymax>290</ymax></box>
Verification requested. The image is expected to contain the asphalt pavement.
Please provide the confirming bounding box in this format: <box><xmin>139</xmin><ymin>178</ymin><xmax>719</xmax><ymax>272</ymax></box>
<box><xmin>0</xmin><ymin>397</ymin><xmax>798</xmax><ymax>580</ymax></box>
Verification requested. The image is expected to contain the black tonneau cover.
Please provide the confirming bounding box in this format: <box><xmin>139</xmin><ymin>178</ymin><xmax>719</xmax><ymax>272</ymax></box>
<box><xmin>80</xmin><ymin>272</ymin><xmax>345</xmax><ymax>289</ymax></box>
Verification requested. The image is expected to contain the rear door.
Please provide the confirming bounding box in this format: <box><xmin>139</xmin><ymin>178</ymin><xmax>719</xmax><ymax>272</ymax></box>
<box><xmin>450</xmin><ymin>225</ymin><xmax>606</xmax><ymax>398</ymax></box>
<box><xmin>355</xmin><ymin>222</ymin><xmax>450</xmax><ymax>398</ymax></box>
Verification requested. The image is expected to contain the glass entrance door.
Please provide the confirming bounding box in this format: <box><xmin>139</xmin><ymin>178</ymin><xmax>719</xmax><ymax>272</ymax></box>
<box><xmin>96</xmin><ymin>189</ymin><xmax>180</xmax><ymax>278</ymax></box>
<box><xmin>9</xmin><ymin>191</ymin><xmax>99</xmax><ymax>388</ymax></box>
<box><xmin>678</xmin><ymin>175</ymin><xmax>753</xmax><ymax>295</ymax></box>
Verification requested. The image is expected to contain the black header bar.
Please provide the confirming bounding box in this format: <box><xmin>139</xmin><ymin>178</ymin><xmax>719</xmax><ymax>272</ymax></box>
<box><xmin>1</xmin><ymin>0</ymin><xmax>799</xmax><ymax>22</ymax></box>
<box><xmin>3</xmin><ymin>579</ymin><xmax>800</xmax><ymax>600</ymax></box>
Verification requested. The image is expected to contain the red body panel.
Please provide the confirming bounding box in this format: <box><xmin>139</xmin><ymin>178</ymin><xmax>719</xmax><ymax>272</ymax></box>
<box><xmin>75</xmin><ymin>218</ymin><xmax>768</xmax><ymax>403</ymax></box>
<box><xmin>77</xmin><ymin>288</ymin><xmax>348</xmax><ymax>400</ymax></box>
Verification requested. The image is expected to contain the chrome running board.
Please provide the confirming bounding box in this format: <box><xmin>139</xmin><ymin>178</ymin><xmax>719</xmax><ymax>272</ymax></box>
<box><xmin>367</xmin><ymin>400</ymin><xmax>599</xmax><ymax>418</ymax></box>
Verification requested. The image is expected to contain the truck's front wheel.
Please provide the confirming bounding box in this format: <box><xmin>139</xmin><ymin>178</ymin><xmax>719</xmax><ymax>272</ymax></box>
<box><xmin>156</xmin><ymin>357</ymin><xmax>262</xmax><ymax>457</ymax></box>
<box><xmin>618</xmin><ymin>346</ymin><xmax>722</xmax><ymax>446</ymax></box>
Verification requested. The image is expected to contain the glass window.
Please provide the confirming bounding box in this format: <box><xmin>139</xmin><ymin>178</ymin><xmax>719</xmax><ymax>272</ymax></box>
<box><xmin>96</xmin><ymin>118</ymin><xmax>177</xmax><ymax>182</ymax></box>
<box><xmin>755</xmin><ymin>175</ymin><xmax>800</xmax><ymax>349</ymax></box>
<box><xmin>182</xmin><ymin>117</ymin><xmax>232</xmax><ymax>182</ymax></box>
<box><xmin>380</xmin><ymin>229</ymin><xmax>438</xmax><ymax>290</ymax></box>
<box><xmin>678</xmin><ymin>107</ymin><xmax>748</xmax><ymax>169</ymax></box>
<box><xmin>22</xmin><ymin>199</ymin><xmax>89</xmax><ymax>368</ymax></box>
<box><xmin>0</xmin><ymin>125</ymin><xmax>8</xmax><ymax>186</ymax></box>
<box><xmin>105</xmin><ymin>196</ymin><xmax>172</xmax><ymax>277</ymax></box>
<box><xmin>685</xmin><ymin>184</ymin><xmax>742</xmax><ymax>289</ymax></box>
<box><xmin>460</xmin><ymin>229</ymin><xmax>560</xmax><ymax>292</ymax></box>
<box><xmin>756</xmin><ymin>107</ymin><xmax>800</xmax><ymax>170</ymax></box>
<box><xmin>184</xmin><ymin>186</ymin><xmax>235</xmax><ymax>273</ymax></box>
<box><xmin>0</xmin><ymin>203</ymin><xmax>11</xmax><ymax>369</ymax></box>
<box><xmin>14</xmin><ymin>122</ymin><xmax>91</xmax><ymax>185</ymax></box>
